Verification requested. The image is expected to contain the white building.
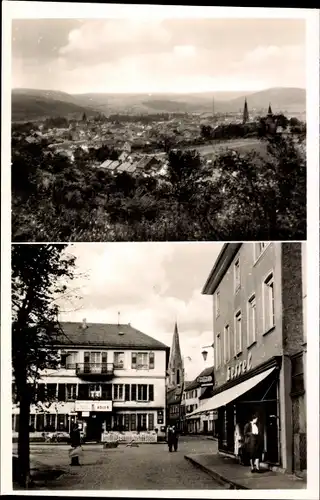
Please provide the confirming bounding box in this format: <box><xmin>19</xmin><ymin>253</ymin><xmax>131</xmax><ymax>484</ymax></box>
<box><xmin>12</xmin><ymin>320</ymin><xmax>169</xmax><ymax>442</ymax></box>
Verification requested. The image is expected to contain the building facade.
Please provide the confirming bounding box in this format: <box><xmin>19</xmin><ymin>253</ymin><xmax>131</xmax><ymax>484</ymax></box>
<box><xmin>12</xmin><ymin>321</ymin><xmax>169</xmax><ymax>441</ymax></box>
<box><xmin>189</xmin><ymin>242</ymin><xmax>306</xmax><ymax>475</ymax></box>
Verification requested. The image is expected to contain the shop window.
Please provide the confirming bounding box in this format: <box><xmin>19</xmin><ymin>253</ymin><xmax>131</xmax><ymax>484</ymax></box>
<box><xmin>137</xmin><ymin>384</ymin><xmax>148</xmax><ymax>401</ymax></box>
<box><xmin>234</xmin><ymin>258</ymin><xmax>241</xmax><ymax>292</ymax></box>
<box><xmin>263</xmin><ymin>273</ymin><xmax>275</xmax><ymax>332</ymax></box>
<box><xmin>234</xmin><ymin>311</ymin><xmax>242</xmax><ymax>355</ymax></box>
<box><xmin>247</xmin><ymin>295</ymin><xmax>257</xmax><ymax>346</ymax></box>
<box><xmin>215</xmin><ymin>290</ymin><xmax>220</xmax><ymax>317</ymax></box>
<box><xmin>148</xmin><ymin>413</ymin><xmax>154</xmax><ymax>431</ymax></box>
<box><xmin>114</xmin><ymin>352</ymin><xmax>125</xmax><ymax>369</ymax></box>
<box><xmin>113</xmin><ymin>384</ymin><xmax>124</xmax><ymax>401</ymax></box>
<box><xmin>224</xmin><ymin>324</ymin><xmax>231</xmax><ymax>362</ymax></box>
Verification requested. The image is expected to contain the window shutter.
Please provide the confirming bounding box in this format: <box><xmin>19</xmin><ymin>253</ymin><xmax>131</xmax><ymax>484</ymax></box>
<box><xmin>131</xmin><ymin>353</ymin><xmax>137</xmax><ymax>368</ymax></box>
<box><xmin>78</xmin><ymin>384</ymin><xmax>89</xmax><ymax>400</ymax></box>
<box><xmin>149</xmin><ymin>352</ymin><xmax>155</xmax><ymax>369</ymax></box>
<box><xmin>131</xmin><ymin>384</ymin><xmax>137</xmax><ymax>401</ymax></box>
<box><xmin>149</xmin><ymin>385</ymin><xmax>154</xmax><ymax>401</ymax></box>
<box><xmin>125</xmin><ymin>384</ymin><xmax>130</xmax><ymax>401</ymax></box>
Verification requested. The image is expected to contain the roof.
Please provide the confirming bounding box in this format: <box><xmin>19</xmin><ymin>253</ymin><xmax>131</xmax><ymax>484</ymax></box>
<box><xmin>184</xmin><ymin>366</ymin><xmax>214</xmax><ymax>392</ymax></box>
<box><xmin>117</xmin><ymin>161</ymin><xmax>133</xmax><ymax>173</ymax></box>
<box><xmin>99</xmin><ymin>159</ymin><xmax>113</xmax><ymax>169</ymax></box>
<box><xmin>55</xmin><ymin>322</ymin><xmax>169</xmax><ymax>350</ymax></box>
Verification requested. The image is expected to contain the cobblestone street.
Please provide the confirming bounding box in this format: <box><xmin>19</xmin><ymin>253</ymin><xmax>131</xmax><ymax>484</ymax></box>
<box><xmin>14</xmin><ymin>437</ymin><xmax>223</xmax><ymax>490</ymax></box>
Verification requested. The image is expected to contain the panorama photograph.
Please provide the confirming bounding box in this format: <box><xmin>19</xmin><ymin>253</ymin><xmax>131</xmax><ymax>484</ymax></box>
<box><xmin>11</xmin><ymin>15</ymin><xmax>307</xmax><ymax>242</ymax></box>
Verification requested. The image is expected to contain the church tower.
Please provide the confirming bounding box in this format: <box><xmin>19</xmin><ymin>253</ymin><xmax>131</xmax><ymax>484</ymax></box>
<box><xmin>243</xmin><ymin>98</ymin><xmax>249</xmax><ymax>124</ymax></box>
<box><xmin>167</xmin><ymin>322</ymin><xmax>184</xmax><ymax>390</ymax></box>
<box><xmin>267</xmin><ymin>103</ymin><xmax>273</xmax><ymax>116</ymax></box>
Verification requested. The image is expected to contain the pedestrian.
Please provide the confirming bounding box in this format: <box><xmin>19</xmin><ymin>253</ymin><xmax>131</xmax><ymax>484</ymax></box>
<box><xmin>172</xmin><ymin>426</ymin><xmax>179</xmax><ymax>452</ymax></box>
<box><xmin>244</xmin><ymin>414</ymin><xmax>263</xmax><ymax>473</ymax></box>
<box><xmin>69</xmin><ymin>423</ymin><xmax>82</xmax><ymax>466</ymax></box>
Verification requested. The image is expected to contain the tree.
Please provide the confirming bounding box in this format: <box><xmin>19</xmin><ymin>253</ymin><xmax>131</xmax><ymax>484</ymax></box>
<box><xmin>12</xmin><ymin>245</ymin><xmax>76</xmax><ymax>487</ymax></box>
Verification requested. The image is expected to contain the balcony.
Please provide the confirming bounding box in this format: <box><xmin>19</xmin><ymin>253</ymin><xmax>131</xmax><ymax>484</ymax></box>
<box><xmin>76</xmin><ymin>363</ymin><xmax>114</xmax><ymax>379</ymax></box>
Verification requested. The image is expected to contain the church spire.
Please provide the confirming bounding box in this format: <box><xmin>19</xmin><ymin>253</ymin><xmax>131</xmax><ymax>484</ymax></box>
<box><xmin>243</xmin><ymin>98</ymin><xmax>249</xmax><ymax>124</ymax></box>
<box><xmin>167</xmin><ymin>322</ymin><xmax>184</xmax><ymax>389</ymax></box>
<box><xmin>267</xmin><ymin>103</ymin><xmax>273</xmax><ymax>115</ymax></box>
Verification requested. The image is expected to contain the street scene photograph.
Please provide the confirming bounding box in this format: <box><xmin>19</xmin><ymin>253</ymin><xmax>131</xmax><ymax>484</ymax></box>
<box><xmin>10</xmin><ymin>8</ymin><xmax>308</xmax><ymax>242</ymax></box>
<box><xmin>10</xmin><ymin>242</ymin><xmax>308</xmax><ymax>491</ymax></box>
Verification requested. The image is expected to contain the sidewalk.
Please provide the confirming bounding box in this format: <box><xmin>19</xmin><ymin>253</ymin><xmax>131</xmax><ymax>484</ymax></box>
<box><xmin>185</xmin><ymin>453</ymin><xmax>307</xmax><ymax>490</ymax></box>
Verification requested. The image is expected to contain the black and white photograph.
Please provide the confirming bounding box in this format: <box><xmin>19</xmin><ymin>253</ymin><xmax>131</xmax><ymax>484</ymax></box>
<box><xmin>10</xmin><ymin>12</ymin><xmax>308</xmax><ymax>242</ymax></box>
<box><xmin>11</xmin><ymin>242</ymin><xmax>308</xmax><ymax>490</ymax></box>
<box><xmin>1</xmin><ymin>3</ymin><xmax>319</xmax><ymax>499</ymax></box>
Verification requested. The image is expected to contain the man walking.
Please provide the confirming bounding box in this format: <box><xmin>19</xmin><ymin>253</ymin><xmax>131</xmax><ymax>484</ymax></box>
<box><xmin>69</xmin><ymin>423</ymin><xmax>82</xmax><ymax>466</ymax></box>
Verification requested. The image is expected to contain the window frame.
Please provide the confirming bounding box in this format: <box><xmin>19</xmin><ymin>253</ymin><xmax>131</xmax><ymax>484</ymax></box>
<box><xmin>113</xmin><ymin>384</ymin><xmax>124</xmax><ymax>401</ymax></box>
<box><xmin>253</xmin><ymin>242</ymin><xmax>271</xmax><ymax>264</ymax></box>
<box><xmin>137</xmin><ymin>384</ymin><xmax>148</xmax><ymax>402</ymax></box>
<box><xmin>114</xmin><ymin>351</ymin><xmax>125</xmax><ymax>369</ymax></box>
<box><xmin>234</xmin><ymin>257</ymin><xmax>241</xmax><ymax>293</ymax></box>
<box><xmin>247</xmin><ymin>293</ymin><xmax>257</xmax><ymax>347</ymax></box>
<box><xmin>223</xmin><ymin>324</ymin><xmax>230</xmax><ymax>362</ymax></box>
<box><xmin>262</xmin><ymin>271</ymin><xmax>275</xmax><ymax>334</ymax></box>
<box><xmin>215</xmin><ymin>332</ymin><xmax>222</xmax><ymax>368</ymax></box>
<box><xmin>234</xmin><ymin>309</ymin><xmax>242</xmax><ymax>356</ymax></box>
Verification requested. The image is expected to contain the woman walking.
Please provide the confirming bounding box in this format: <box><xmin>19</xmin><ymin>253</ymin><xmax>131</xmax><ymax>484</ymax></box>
<box><xmin>244</xmin><ymin>414</ymin><xmax>263</xmax><ymax>473</ymax></box>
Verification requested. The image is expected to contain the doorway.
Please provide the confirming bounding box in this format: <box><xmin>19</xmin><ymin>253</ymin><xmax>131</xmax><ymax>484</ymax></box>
<box><xmin>85</xmin><ymin>413</ymin><xmax>103</xmax><ymax>442</ymax></box>
<box><xmin>203</xmin><ymin>421</ymin><xmax>208</xmax><ymax>434</ymax></box>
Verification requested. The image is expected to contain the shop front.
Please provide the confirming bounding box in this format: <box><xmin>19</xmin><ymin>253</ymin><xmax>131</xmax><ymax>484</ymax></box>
<box><xmin>75</xmin><ymin>400</ymin><xmax>112</xmax><ymax>442</ymax></box>
<box><xmin>188</xmin><ymin>357</ymin><xmax>282</xmax><ymax>467</ymax></box>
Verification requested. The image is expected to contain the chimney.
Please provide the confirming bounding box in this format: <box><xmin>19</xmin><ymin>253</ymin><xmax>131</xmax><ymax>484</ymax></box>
<box><xmin>82</xmin><ymin>318</ymin><xmax>87</xmax><ymax>330</ymax></box>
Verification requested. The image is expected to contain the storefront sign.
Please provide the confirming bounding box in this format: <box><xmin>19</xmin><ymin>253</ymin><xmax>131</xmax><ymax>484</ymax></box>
<box><xmin>197</xmin><ymin>375</ymin><xmax>213</xmax><ymax>385</ymax></box>
<box><xmin>93</xmin><ymin>401</ymin><xmax>112</xmax><ymax>412</ymax></box>
<box><xmin>226</xmin><ymin>353</ymin><xmax>252</xmax><ymax>381</ymax></box>
<box><xmin>75</xmin><ymin>401</ymin><xmax>93</xmax><ymax>412</ymax></box>
<box><xmin>82</xmin><ymin>411</ymin><xmax>90</xmax><ymax>417</ymax></box>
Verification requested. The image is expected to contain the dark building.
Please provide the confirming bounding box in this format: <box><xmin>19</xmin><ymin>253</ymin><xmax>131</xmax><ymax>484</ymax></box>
<box><xmin>243</xmin><ymin>98</ymin><xmax>249</xmax><ymax>124</ymax></box>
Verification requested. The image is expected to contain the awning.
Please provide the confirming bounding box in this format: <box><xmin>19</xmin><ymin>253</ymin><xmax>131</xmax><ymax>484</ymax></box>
<box><xmin>187</xmin><ymin>366</ymin><xmax>276</xmax><ymax>418</ymax></box>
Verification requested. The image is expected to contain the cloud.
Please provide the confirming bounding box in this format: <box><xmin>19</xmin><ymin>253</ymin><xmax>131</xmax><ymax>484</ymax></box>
<box><xmin>58</xmin><ymin>243</ymin><xmax>218</xmax><ymax>380</ymax></box>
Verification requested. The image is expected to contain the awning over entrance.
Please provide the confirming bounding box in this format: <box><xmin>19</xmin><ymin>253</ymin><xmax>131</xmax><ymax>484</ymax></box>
<box><xmin>187</xmin><ymin>366</ymin><xmax>276</xmax><ymax>418</ymax></box>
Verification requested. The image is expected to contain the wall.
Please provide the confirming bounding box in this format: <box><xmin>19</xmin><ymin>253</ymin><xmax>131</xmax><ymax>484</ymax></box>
<box><xmin>213</xmin><ymin>242</ymin><xmax>283</xmax><ymax>388</ymax></box>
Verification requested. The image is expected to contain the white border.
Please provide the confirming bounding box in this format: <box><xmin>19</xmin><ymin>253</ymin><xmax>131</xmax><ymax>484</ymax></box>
<box><xmin>1</xmin><ymin>3</ymin><xmax>319</xmax><ymax>499</ymax></box>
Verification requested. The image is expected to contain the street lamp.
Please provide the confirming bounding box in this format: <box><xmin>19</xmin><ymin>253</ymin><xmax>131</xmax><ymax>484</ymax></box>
<box><xmin>201</xmin><ymin>344</ymin><xmax>214</xmax><ymax>362</ymax></box>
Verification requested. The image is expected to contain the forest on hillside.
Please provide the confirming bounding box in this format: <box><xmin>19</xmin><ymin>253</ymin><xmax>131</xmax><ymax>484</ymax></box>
<box><xmin>11</xmin><ymin>122</ymin><xmax>306</xmax><ymax>242</ymax></box>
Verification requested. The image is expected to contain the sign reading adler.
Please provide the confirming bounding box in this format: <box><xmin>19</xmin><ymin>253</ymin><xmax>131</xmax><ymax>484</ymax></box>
<box><xmin>227</xmin><ymin>353</ymin><xmax>252</xmax><ymax>381</ymax></box>
<box><xmin>94</xmin><ymin>401</ymin><xmax>112</xmax><ymax>412</ymax></box>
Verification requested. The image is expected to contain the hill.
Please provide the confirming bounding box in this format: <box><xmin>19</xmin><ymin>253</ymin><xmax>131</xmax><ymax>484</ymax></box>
<box><xmin>11</xmin><ymin>87</ymin><xmax>306</xmax><ymax>121</ymax></box>
<box><xmin>11</xmin><ymin>90</ymin><xmax>100</xmax><ymax>121</ymax></box>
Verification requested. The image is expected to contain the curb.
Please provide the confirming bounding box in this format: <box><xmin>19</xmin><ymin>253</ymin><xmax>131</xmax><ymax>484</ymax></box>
<box><xmin>184</xmin><ymin>455</ymin><xmax>248</xmax><ymax>490</ymax></box>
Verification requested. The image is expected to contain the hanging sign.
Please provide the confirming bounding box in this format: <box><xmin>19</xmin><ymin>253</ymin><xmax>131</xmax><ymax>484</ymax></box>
<box><xmin>197</xmin><ymin>375</ymin><xmax>213</xmax><ymax>385</ymax></box>
<box><xmin>226</xmin><ymin>352</ymin><xmax>252</xmax><ymax>381</ymax></box>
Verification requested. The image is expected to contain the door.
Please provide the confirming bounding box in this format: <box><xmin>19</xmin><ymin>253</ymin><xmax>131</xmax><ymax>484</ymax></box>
<box><xmin>203</xmin><ymin>421</ymin><xmax>208</xmax><ymax>434</ymax></box>
<box><xmin>85</xmin><ymin>414</ymin><xmax>103</xmax><ymax>442</ymax></box>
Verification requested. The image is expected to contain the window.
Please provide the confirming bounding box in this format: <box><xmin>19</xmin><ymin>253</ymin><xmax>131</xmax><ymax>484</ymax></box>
<box><xmin>66</xmin><ymin>384</ymin><xmax>77</xmax><ymax>401</ymax></box>
<box><xmin>234</xmin><ymin>258</ymin><xmax>240</xmax><ymax>292</ymax></box>
<box><xmin>263</xmin><ymin>273</ymin><xmax>275</xmax><ymax>332</ymax></box>
<box><xmin>149</xmin><ymin>385</ymin><xmax>154</xmax><ymax>401</ymax></box>
<box><xmin>113</xmin><ymin>384</ymin><xmax>124</xmax><ymax>401</ymax></box>
<box><xmin>137</xmin><ymin>384</ymin><xmax>148</xmax><ymax>401</ymax></box>
<box><xmin>114</xmin><ymin>352</ymin><xmax>124</xmax><ymax>369</ymax></box>
<box><xmin>124</xmin><ymin>414</ymin><xmax>130</xmax><ymax>431</ymax></box>
<box><xmin>215</xmin><ymin>290</ymin><xmax>220</xmax><ymax>317</ymax></box>
<box><xmin>137</xmin><ymin>413</ymin><xmax>147</xmax><ymax>431</ymax></box>
<box><xmin>66</xmin><ymin>351</ymin><xmax>77</xmax><ymax>369</ymax></box>
<box><xmin>254</xmin><ymin>242</ymin><xmax>270</xmax><ymax>261</ymax></box>
<box><xmin>177</xmin><ymin>369</ymin><xmax>180</xmax><ymax>385</ymax></box>
<box><xmin>234</xmin><ymin>311</ymin><xmax>242</xmax><ymax>355</ymax></box>
<box><xmin>248</xmin><ymin>295</ymin><xmax>257</xmax><ymax>346</ymax></box>
<box><xmin>215</xmin><ymin>333</ymin><xmax>222</xmax><ymax>368</ymax></box>
<box><xmin>137</xmin><ymin>353</ymin><xmax>148</xmax><ymax>369</ymax></box>
<box><xmin>130</xmin><ymin>414</ymin><xmax>137</xmax><ymax>431</ymax></box>
<box><xmin>89</xmin><ymin>384</ymin><xmax>101</xmax><ymax>399</ymax></box>
<box><xmin>224</xmin><ymin>325</ymin><xmax>231</xmax><ymax>362</ymax></box>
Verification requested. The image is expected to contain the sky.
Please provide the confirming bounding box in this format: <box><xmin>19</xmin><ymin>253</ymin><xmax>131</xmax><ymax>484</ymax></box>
<box><xmin>11</xmin><ymin>18</ymin><xmax>306</xmax><ymax>93</ymax></box>
<box><xmin>58</xmin><ymin>243</ymin><xmax>223</xmax><ymax>381</ymax></box>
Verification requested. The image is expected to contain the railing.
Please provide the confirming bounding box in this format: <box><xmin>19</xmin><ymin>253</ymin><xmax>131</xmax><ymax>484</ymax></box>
<box><xmin>76</xmin><ymin>363</ymin><xmax>114</xmax><ymax>376</ymax></box>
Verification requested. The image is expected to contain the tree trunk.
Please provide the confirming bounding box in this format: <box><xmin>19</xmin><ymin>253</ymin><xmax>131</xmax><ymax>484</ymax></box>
<box><xmin>17</xmin><ymin>386</ymin><xmax>31</xmax><ymax>488</ymax></box>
